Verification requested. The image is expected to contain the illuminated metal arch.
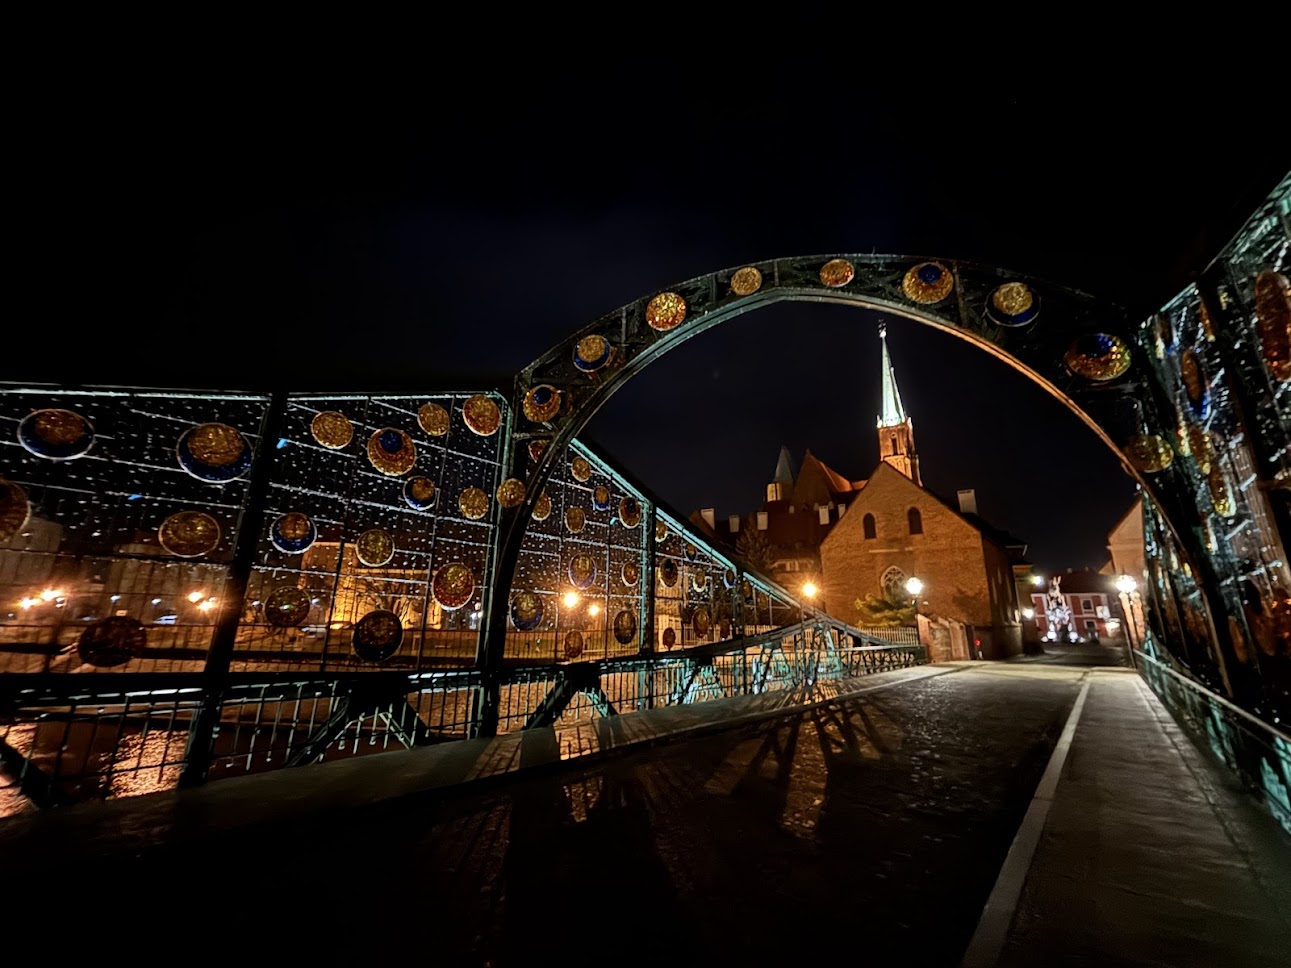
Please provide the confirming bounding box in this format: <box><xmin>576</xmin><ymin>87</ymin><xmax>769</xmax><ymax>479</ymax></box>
<box><xmin>479</xmin><ymin>254</ymin><xmax>1194</xmax><ymax>709</ymax></box>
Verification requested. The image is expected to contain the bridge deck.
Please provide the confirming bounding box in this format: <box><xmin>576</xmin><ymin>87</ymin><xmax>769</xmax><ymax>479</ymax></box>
<box><xmin>2</xmin><ymin>655</ymin><xmax>1291</xmax><ymax>965</ymax></box>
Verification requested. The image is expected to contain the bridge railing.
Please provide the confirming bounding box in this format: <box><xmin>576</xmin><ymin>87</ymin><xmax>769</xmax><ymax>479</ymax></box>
<box><xmin>1135</xmin><ymin>646</ymin><xmax>1291</xmax><ymax>836</ymax></box>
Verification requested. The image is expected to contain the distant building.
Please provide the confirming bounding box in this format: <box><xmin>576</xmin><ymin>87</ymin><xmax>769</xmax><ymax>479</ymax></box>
<box><xmin>1031</xmin><ymin>569</ymin><xmax>1117</xmax><ymax>641</ymax></box>
<box><xmin>690</xmin><ymin>324</ymin><xmax>1026</xmax><ymax>659</ymax></box>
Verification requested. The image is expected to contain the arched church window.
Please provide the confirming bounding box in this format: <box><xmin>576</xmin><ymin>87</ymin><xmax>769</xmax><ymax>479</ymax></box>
<box><xmin>908</xmin><ymin>508</ymin><xmax>923</xmax><ymax>534</ymax></box>
<box><xmin>863</xmin><ymin>513</ymin><xmax>876</xmax><ymax>540</ymax></box>
<box><xmin>880</xmin><ymin>566</ymin><xmax>907</xmax><ymax>602</ymax></box>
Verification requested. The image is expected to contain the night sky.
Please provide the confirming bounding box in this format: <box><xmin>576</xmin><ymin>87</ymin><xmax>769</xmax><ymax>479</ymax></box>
<box><xmin>9</xmin><ymin>59</ymin><xmax>1286</xmax><ymax>573</ymax></box>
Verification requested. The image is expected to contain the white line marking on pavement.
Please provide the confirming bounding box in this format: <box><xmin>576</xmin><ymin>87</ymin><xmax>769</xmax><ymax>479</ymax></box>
<box><xmin>960</xmin><ymin>675</ymin><xmax>1092</xmax><ymax>968</ymax></box>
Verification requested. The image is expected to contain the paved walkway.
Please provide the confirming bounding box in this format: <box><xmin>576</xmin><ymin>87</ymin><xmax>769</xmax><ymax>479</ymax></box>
<box><xmin>2</xmin><ymin>661</ymin><xmax>1288</xmax><ymax>967</ymax></box>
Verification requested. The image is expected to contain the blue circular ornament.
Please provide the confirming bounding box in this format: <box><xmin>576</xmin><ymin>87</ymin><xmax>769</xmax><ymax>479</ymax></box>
<box><xmin>270</xmin><ymin>512</ymin><xmax>316</xmax><ymax>554</ymax></box>
<box><xmin>510</xmin><ymin>591</ymin><xmax>545</xmax><ymax>631</ymax></box>
<box><xmin>985</xmin><ymin>282</ymin><xmax>1040</xmax><ymax>327</ymax></box>
<box><xmin>404</xmin><ymin>477</ymin><xmax>436</xmax><ymax>510</ymax></box>
<box><xmin>574</xmin><ymin>334</ymin><xmax>613</xmax><ymax>373</ymax></box>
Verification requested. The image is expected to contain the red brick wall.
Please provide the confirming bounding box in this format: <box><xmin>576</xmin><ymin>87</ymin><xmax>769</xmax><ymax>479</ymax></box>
<box><xmin>820</xmin><ymin>463</ymin><xmax>993</xmax><ymax>628</ymax></box>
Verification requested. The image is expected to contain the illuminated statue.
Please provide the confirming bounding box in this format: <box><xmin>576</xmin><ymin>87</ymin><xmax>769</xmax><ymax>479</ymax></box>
<box><xmin>1044</xmin><ymin>575</ymin><xmax>1075</xmax><ymax>642</ymax></box>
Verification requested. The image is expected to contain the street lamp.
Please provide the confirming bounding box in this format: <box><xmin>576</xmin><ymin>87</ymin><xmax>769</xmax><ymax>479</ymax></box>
<box><xmin>904</xmin><ymin>576</ymin><xmax>923</xmax><ymax>607</ymax></box>
<box><xmin>1115</xmin><ymin>574</ymin><xmax>1142</xmax><ymax>657</ymax></box>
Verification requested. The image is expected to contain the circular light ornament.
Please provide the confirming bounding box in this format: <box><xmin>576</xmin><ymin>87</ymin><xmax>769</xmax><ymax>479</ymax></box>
<box><xmin>1254</xmin><ymin>271</ymin><xmax>1290</xmax><ymax>381</ymax></box>
<box><xmin>564</xmin><ymin>630</ymin><xmax>585</xmax><ymax>660</ymax></box>
<box><xmin>570</xmin><ymin>456</ymin><xmax>593</xmax><ymax>482</ymax></box>
<box><xmin>528</xmin><ymin>440</ymin><xmax>548</xmax><ymax>463</ymax></box>
<box><xmin>621</xmin><ymin>561</ymin><xmax>640</xmax><ymax>586</ymax></box>
<box><xmin>662</xmin><ymin>627</ymin><xmax>677</xmax><ymax>649</ymax></box>
<box><xmin>510</xmin><ymin>591</ymin><xmax>546</xmax><ymax>631</ymax></box>
<box><xmin>656</xmin><ymin>521</ymin><xmax>668</xmax><ymax>542</ymax></box>
<box><xmin>432</xmin><ymin>563</ymin><xmax>475</xmax><ymax>611</ymax></box>
<box><xmin>177</xmin><ymin>422</ymin><xmax>253</xmax><ymax>482</ymax></box>
<box><xmin>352</xmin><ymin>610</ymin><xmax>403</xmax><ymax>662</ymax></box>
<box><xmin>592</xmin><ymin>485</ymin><xmax>612</xmax><ymax>511</ymax></box>
<box><xmin>723</xmin><ymin>568</ymin><xmax>737</xmax><ymax>589</ymax></box>
<box><xmin>496</xmin><ymin>478</ymin><xmax>526</xmax><ymax>508</ymax></box>
<box><xmin>532</xmin><ymin>491</ymin><xmax>552</xmax><ymax>521</ymax></box>
<box><xmin>366</xmin><ymin>428</ymin><xmax>417</xmax><ymax>476</ymax></box>
<box><xmin>619</xmin><ymin>497</ymin><xmax>642</xmax><ymax>528</ymax></box>
<box><xmin>645</xmin><ymin>292</ymin><xmax>687</xmax><ymax>331</ymax></box>
<box><xmin>264</xmin><ymin>586</ymin><xmax>312</xmax><ymax>628</ymax></box>
<box><xmin>77</xmin><ymin>616</ymin><xmax>146</xmax><ymax>668</ymax></box>
<box><xmin>459</xmin><ymin>487</ymin><xmax>489</xmax><ymax>520</ymax></box>
<box><xmin>985</xmin><ymin>282</ymin><xmax>1040</xmax><ymax>327</ymax></box>
<box><xmin>462</xmin><ymin>395</ymin><xmax>501</xmax><ymax>436</ymax></box>
<box><xmin>522</xmin><ymin>384</ymin><xmax>562</xmax><ymax>423</ymax></box>
<box><xmin>1063</xmin><ymin>333</ymin><xmax>1131</xmax><ymax>382</ymax></box>
<box><xmin>17</xmin><ymin>409</ymin><xmax>94</xmax><ymax>460</ymax></box>
<box><xmin>683</xmin><ymin>542</ymin><xmax>698</xmax><ymax>561</ymax></box>
<box><xmin>659</xmin><ymin>559</ymin><xmax>679</xmax><ymax>587</ymax></box>
<box><xmin>819</xmin><ymin>258</ymin><xmax>854</xmax><ymax>287</ymax></box>
<box><xmin>901</xmin><ymin>262</ymin><xmax>954</xmax><ymax>304</ymax></box>
<box><xmin>158</xmin><ymin>511</ymin><xmax>221</xmax><ymax>558</ymax></box>
<box><xmin>565</xmin><ymin>507</ymin><xmax>586</xmax><ymax>533</ymax></box>
<box><xmin>692</xmin><ymin>571</ymin><xmax>708</xmax><ymax>593</ymax></box>
<box><xmin>1124</xmin><ymin>435</ymin><xmax>1174</xmax><ymax>474</ymax></box>
<box><xmin>269</xmin><ymin>512</ymin><xmax>316</xmax><ymax>554</ymax></box>
<box><xmin>404</xmin><ymin>476</ymin><xmax>436</xmax><ymax>510</ymax></box>
<box><xmin>730</xmin><ymin>266</ymin><xmax>763</xmax><ymax>296</ymax></box>
<box><xmin>574</xmin><ymin>335</ymin><xmax>614</xmax><ymax>373</ymax></box>
<box><xmin>569</xmin><ymin>554</ymin><xmax>597</xmax><ymax>590</ymax></box>
<box><xmin>693</xmin><ymin>606</ymin><xmax>712</xmax><ymax>637</ymax></box>
<box><xmin>613</xmin><ymin>609</ymin><xmax>637</xmax><ymax>645</ymax></box>
<box><xmin>418</xmin><ymin>402</ymin><xmax>451</xmax><ymax>437</ymax></box>
<box><xmin>355</xmin><ymin>528</ymin><xmax>395</xmax><ymax>567</ymax></box>
<box><xmin>0</xmin><ymin>478</ymin><xmax>32</xmax><ymax>542</ymax></box>
<box><xmin>310</xmin><ymin>411</ymin><xmax>353</xmax><ymax>449</ymax></box>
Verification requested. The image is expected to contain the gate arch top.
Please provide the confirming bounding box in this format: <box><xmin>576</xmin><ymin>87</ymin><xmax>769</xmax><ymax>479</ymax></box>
<box><xmin>479</xmin><ymin>253</ymin><xmax>1164</xmax><ymax>682</ymax></box>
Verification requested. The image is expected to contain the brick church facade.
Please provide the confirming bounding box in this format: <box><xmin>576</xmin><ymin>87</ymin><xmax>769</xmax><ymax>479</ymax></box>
<box><xmin>690</xmin><ymin>324</ymin><xmax>1025</xmax><ymax>659</ymax></box>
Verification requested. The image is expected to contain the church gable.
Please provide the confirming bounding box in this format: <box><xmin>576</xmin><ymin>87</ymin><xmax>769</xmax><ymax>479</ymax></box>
<box><xmin>820</xmin><ymin>462</ymin><xmax>979</xmax><ymax>554</ymax></box>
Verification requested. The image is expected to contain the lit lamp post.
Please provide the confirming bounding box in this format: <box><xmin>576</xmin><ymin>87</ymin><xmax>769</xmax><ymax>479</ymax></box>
<box><xmin>904</xmin><ymin>576</ymin><xmax>923</xmax><ymax>611</ymax></box>
<box><xmin>800</xmin><ymin>581</ymin><xmax>818</xmax><ymax>622</ymax></box>
<box><xmin>1115</xmin><ymin>574</ymin><xmax>1142</xmax><ymax>659</ymax></box>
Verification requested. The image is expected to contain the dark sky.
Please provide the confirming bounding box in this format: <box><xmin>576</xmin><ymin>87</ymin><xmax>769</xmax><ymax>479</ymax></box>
<box><xmin>10</xmin><ymin>57</ymin><xmax>1287</xmax><ymax>572</ymax></box>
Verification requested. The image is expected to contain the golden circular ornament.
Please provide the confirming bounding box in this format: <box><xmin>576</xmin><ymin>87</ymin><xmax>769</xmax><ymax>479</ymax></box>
<box><xmin>564</xmin><ymin>630</ymin><xmax>585</xmax><ymax>660</ymax></box>
<box><xmin>565</xmin><ymin>507</ymin><xmax>586</xmax><ymax>533</ymax></box>
<box><xmin>1198</xmin><ymin>297</ymin><xmax>1217</xmax><ymax>343</ymax></box>
<box><xmin>622</xmin><ymin>561</ymin><xmax>640</xmax><ymax>586</ymax></box>
<box><xmin>645</xmin><ymin>292</ymin><xmax>687</xmax><ymax>331</ymax></box>
<box><xmin>730</xmin><ymin>266</ymin><xmax>763</xmax><ymax>296</ymax></box>
<box><xmin>532</xmin><ymin>491</ymin><xmax>552</xmax><ymax>521</ymax></box>
<box><xmin>432</xmin><ymin>563</ymin><xmax>475</xmax><ymax>611</ymax></box>
<box><xmin>522</xmin><ymin>385</ymin><xmax>562</xmax><ymax>423</ymax></box>
<box><xmin>592</xmin><ymin>485</ymin><xmax>611</xmax><ymax>510</ymax></box>
<box><xmin>819</xmin><ymin>258</ymin><xmax>855</xmax><ymax>287</ymax></box>
<box><xmin>355</xmin><ymin>528</ymin><xmax>395</xmax><ymax>568</ymax></box>
<box><xmin>568</xmin><ymin>554</ymin><xmax>597</xmax><ymax>590</ymax></box>
<box><xmin>570</xmin><ymin>456</ymin><xmax>592</xmax><ymax>482</ymax></box>
<box><xmin>404</xmin><ymin>476</ymin><xmax>436</xmax><ymax>510</ymax></box>
<box><xmin>352</xmin><ymin>610</ymin><xmax>403</xmax><ymax>662</ymax></box>
<box><xmin>1063</xmin><ymin>334</ymin><xmax>1131</xmax><ymax>382</ymax></box>
<box><xmin>367</xmin><ymin>427</ymin><xmax>417</xmax><ymax>476</ymax></box>
<box><xmin>691</xmin><ymin>571</ymin><xmax>708</xmax><ymax>593</ymax></box>
<box><xmin>662</xmin><ymin>626</ymin><xmax>676</xmax><ymax>649</ymax></box>
<box><xmin>269</xmin><ymin>511</ymin><xmax>316</xmax><ymax>554</ymax></box>
<box><xmin>510</xmin><ymin>591</ymin><xmax>545</xmax><ymax>631</ymax></box>
<box><xmin>77</xmin><ymin>616</ymin><xmax>147</xmax><ymax>668</ymax></box>
<box><xmin>692</xmin><ymin>606</ymin><xmax>712</xmax><ymax>637</ymax></box>
<box><xmin>1124</xmin><ymin>435</ymin><xmax>1174</xmax><ymax>474</ymax></box>
<box><xmin>462</xmin><ymin>395</ymin><xmax>501</xmax><ymax>436</ymax></box>
<box><xmin>656</xmin><ymin>521</ymin><xmax>668</xmax><ymax>542</ymax></box>
<box><xmin>310</xmin><ymin>411</ymin><xmax>353</xmax><ymax>449</ymax></box>
<box><xmin>17</xmin><ymin>409</ymin><xmax>95</xmax><ymax>459</ymax></box>
<box><xmin>986</xmin><ymin>282</ymin><xmax>1040</xmax><ymax>327</ymax></box>
<box><xmin>263</xmin><ymin>586</ymin><xmax>312</xmax><ymax>628</ymax></box>
<box><xmin>619</xmin><ymin>497</ymin><xmax>642</xmax><ymax>528</ymax></box>
<box><xmin>496</xmin><ymin>478</ymin><xmax>526</xmax><ymax>508</ymax></box>
<box><xmin>158</xmin><ymin>511</ymin><xmax>221</xmax><ymax>558</ymax></box>
<box><xmin>901</xmin><ymin>262</ymin><xmax>954</xmax><ymax>304</ymax></box>
<box><xmin>528</xmin><ymin>440</ymin><xmax>548</xmax><ymax>463</ymax></box>
<box><xmin>458</xmin><ymin>487</ymin><xmax>489</xmax><ymax>520</ymax></box>
<box><xmin>0</xmin><ymin>478</ymin><xmax>31</xmax><ymax>543</ymax></box>
<box><xmin>574</xmin><ymin>335</ymin><xmax>614</xmax><ymax>373</ymax></box>
<box><xmin>659</xmin><ymin>559</ymin><xmax>679</xmax><ymax>587</ymax></box>
<box><xmin>1208</xmin><ymin>466</ymin><xmax>1235</xmax><ymax>518</ymax></box>
<box><xmin>1254</xmin><ymin>271</ymin><xmax>1290</xmax><ymax>382</ymax></box>
<box><xmin>1187</xmin><ymin>425</ymin><xmax>1211</xmax><ymax>475</ymax></box>
<box><xmin>418</xmin><ymin>403</ymin><xmax>451</xmax><ymax>437</ymax></box>
<box><xmin>177</xmin><ymin>422</ymin><xmax>252</xmax><ymax>482</ymax></box>
<box><xmin>613</xmin><ymin>609</ymin><xmax>637</xmax><ymax>645</ymax></box>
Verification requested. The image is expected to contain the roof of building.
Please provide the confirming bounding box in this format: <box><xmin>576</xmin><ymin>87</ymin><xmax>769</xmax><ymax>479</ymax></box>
<box><xmin>878</xmin><ymin>322</ymin><xmax>909</xmax><ymax>429</ymax></box>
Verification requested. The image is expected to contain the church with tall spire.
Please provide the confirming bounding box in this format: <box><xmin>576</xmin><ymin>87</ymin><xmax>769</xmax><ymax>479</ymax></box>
<box><xmin>689</xmin><ymin>321</ymin><xmax>1028</xmax><ymax>661</ymax></box>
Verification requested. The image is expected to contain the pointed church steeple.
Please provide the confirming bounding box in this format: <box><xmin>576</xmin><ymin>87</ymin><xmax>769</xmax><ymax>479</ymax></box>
<box><xmin>875</xmin><ymin>323</ymin><xmax>921</xmax><ymax>485</ymax></box>
<box><xmin>767</xmin><ymin>445</ymin><xmax>794</xmax><ymax>503</ymax></box>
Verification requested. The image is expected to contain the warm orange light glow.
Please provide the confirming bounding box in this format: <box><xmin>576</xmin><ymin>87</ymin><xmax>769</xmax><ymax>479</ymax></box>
<box><xmin>18</xmin><ymin>597</ymin><xmax>38</xmax><ymax>609</ymax></box>
<box><xmin>197</xmin><ymin>599</ymin><xmax>217</xmax><ymax>612</ymax></box>
<box><xmin>187</xmin><ymin>591</ymin><xmax>205</xmax><ymax>603</ymax></box>
<box><xmin>801</xmin><ymin>582</ymin><xmax>818</xmax><ymax>599</ymax></box>
<box><xmin>40</xmin><ymin>589</ymin><xmax>61</xmax><ymax>601</ymax></box>
<box><xmin>587</xmin><ymin>603</ymin><xmax>601</xmax><ymax>617</ymax></box>
<box><xmin>562</xmin><ymin>591</ymin><xmax>580</xmax><ymax>608</ymax></box>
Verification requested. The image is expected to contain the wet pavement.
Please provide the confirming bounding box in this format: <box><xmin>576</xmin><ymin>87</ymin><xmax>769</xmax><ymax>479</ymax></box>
<box><xmin>4</xmin><ymin>659</ymin><xmax>1288</xmax><ymax>966</ymax></box>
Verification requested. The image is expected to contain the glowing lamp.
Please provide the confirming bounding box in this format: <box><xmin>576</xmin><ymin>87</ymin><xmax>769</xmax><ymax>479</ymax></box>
<box><xmin>187</xmin><ymin>591</ymin><xmax>205</xmax><ymax>603</ymax></box>
<box><xmin>801</xmin><ymin>582</ymin><xmax>818</xmax><ymax>599</ymax></box>
<box><xmin>904</xmin><ymin>577</ymin><xmax>924</xmax><ymax>598</ymax></box>
<box><xmin>1115</xmin><ymin>575</ymin><xmax>1137</xmax><ymax>595</ymax></box>
<box><xmin>588</xmin><ymin>603</ymin><xmax>601</xmax><ymax>617</ymax></box>
<box><xmin>562</xmin><ymin>591</ymin><xmax>580</xmax><ymax>609</ymax></box>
